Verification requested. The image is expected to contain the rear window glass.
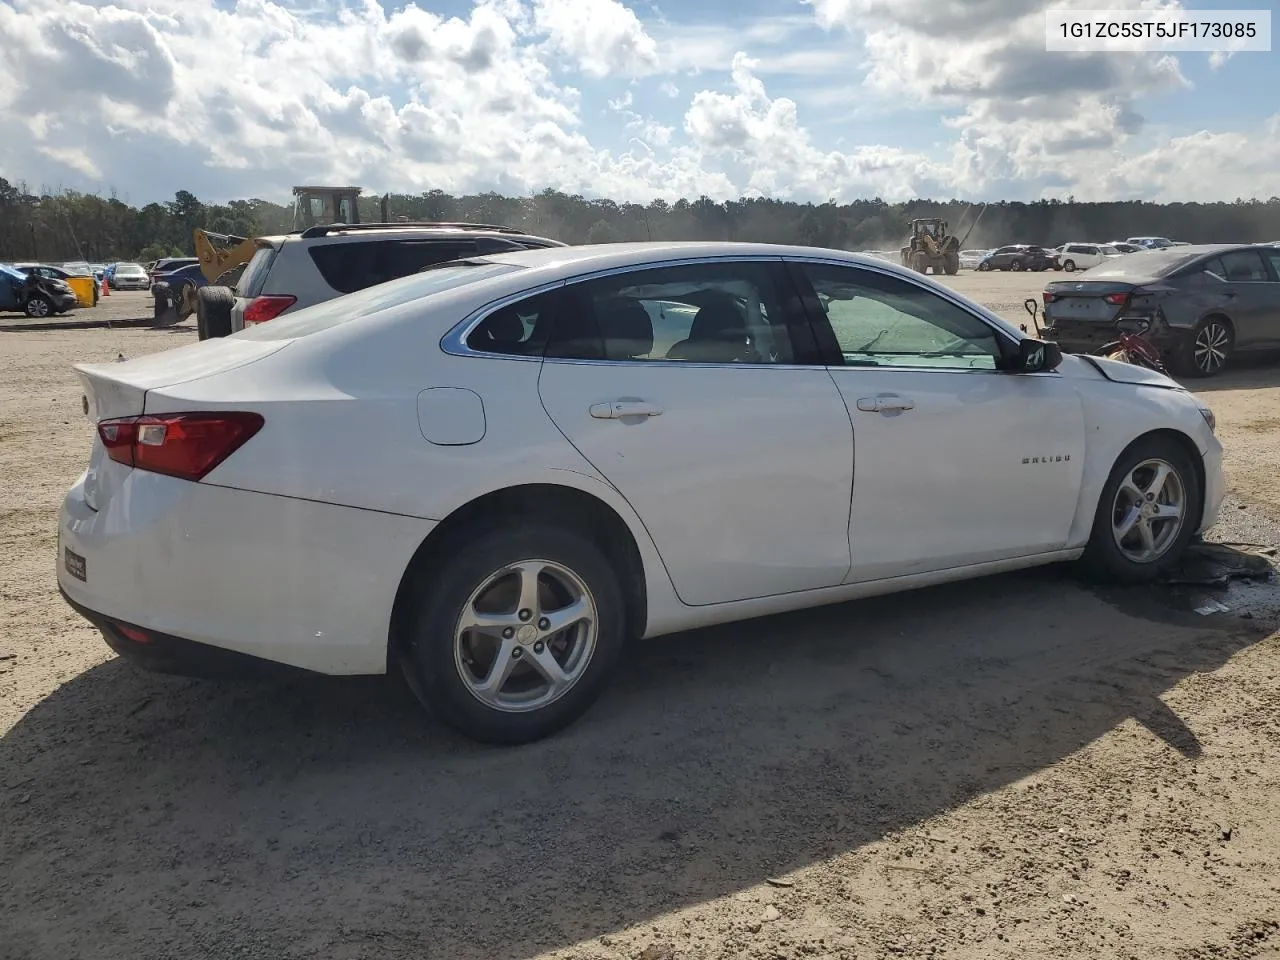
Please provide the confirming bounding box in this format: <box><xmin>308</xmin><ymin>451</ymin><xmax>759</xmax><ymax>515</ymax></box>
<box><xmin>1084</xmin><ymin>249</ymin><xmax>1204</xmax><ymax>279</ymax></box>
<box><xmin>309</xmin><ymin>239</ymin><xmax>482</xmax><ymax>295</ymax></box>
<box><xmin>235</xmin><ymin>261</ymin><xmax>524</xmax><ymax>341</ymax></box>
<box><xmin>237</xmin><ymin>246</ymin><xmax>278</xmax><ymax>298</ymax></box>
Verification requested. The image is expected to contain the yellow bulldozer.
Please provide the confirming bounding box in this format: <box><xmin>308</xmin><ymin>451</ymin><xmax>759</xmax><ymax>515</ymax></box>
<box><xmin>154</xmin><ymin>185</ymin><xmax>389</xmax><ymax>324</ymax></box>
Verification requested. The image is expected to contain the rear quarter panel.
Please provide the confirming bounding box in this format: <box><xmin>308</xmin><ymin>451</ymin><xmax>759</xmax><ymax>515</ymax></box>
<box><xmin>142</xmin><ymin>301</ymin><xmax>683</xmax><ymax>632</ymax></box>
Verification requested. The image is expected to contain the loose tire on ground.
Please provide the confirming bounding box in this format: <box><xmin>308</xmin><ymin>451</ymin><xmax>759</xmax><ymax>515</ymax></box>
<box><xmin>1174</xmin><ymin>315</ymin><xmax>1234</xmax><ymax>379</ymax></box>
<box><xmin>398</xmin><ymin>521</ymin><xmax>628</xmax><ymax>745</ymax></box>
<box><xmin>1078</xmin><ymin>435</ymin><xmax>1201</xmax><ymax>584</ymax></box>
<box><xmin>196</xmin><ymin>286</ymin><xmax>236</xmax><ymax>340</ymax></box>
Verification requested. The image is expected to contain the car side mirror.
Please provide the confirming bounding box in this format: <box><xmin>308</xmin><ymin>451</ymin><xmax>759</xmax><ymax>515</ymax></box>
<box><xmin>1011</xmin><ymin>337</ymin><xmax>1062</xmax><ymax>373</ymax></box>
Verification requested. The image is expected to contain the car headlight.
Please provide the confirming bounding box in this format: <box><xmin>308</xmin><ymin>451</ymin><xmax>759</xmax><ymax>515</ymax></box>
<box><xmin>1198</xmin><ymin>405</ymin><xmax>1216</xmax><ymax>433</ymax></box>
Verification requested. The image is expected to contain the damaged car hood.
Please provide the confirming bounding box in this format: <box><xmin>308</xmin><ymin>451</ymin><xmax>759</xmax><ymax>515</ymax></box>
<box><xmin>1077</xmin><ymin>354</ymin><xmax>1184</xmax><ymax>390</ymax></box>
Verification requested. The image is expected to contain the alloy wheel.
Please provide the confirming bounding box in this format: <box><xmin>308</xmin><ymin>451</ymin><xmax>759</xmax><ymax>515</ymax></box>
<box><xmin>453</xmin><ymin>559</ymin><xmax>598</xmax><ymax>713</ymax></box>
<box><xmin>1110</xmin><ymin>458</ymin><xmax>1186</xmax><ymax>563</ymax></box>
<box><xmin>1193</xmin><ymin>321</ymin><xmax>1230</xmax><ymax>375</ymax></box>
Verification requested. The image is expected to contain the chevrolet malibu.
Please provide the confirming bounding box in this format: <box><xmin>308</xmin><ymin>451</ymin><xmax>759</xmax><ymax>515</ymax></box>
<box><xmin>58</xmin><ymin>242</ymin><xmax>1225</xmax><ymax>744</ymax></box>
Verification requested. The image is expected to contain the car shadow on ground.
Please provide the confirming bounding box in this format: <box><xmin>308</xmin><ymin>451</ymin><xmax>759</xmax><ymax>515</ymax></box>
<box><xmin>0</xmin><ymin>567</ymin><xmax>1263</xmax><ymax>959</ymax></box>
<box><xmin>1185</xmin><ymin>353</ymin><xmax>1280</xmax><ymax>393</ymax></box>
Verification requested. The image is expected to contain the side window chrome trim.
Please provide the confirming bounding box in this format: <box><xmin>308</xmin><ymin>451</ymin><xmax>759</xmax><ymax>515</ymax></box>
<box><xmin>440</xmin><ymin>255</ymin><xmax>789</xmax><ymax>362</ymax></box>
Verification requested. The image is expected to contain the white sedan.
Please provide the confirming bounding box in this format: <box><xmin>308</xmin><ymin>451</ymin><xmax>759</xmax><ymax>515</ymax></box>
<box><xmin>57</xmin><ymin>242</ymin><xmax>1225</xmax><ymax>744</ymax></box>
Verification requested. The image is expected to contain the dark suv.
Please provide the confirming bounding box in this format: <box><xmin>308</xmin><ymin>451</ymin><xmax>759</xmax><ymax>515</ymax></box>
<box><xmin>195</xmin><ymin>222</ymin><xmax>566</xmax><ymax>340</ymax></box>
<box><xmin>977</xmin><ymin>245</ymin><xmax>1056</xmax><ymax>272</ymax></box>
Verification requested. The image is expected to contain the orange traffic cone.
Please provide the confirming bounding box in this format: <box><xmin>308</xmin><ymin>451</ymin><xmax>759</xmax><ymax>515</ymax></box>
<box><xmin>101</xmin><ymin>274</ymin><xmax>110</xmax><ymax>297</ymax></box>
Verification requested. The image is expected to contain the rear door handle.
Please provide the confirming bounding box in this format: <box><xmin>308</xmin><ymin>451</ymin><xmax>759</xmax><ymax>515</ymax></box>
<box><xmin>589</xmin><ymin>400</ymin><xmax>664</xmax><ymax>419</ymax></box>
<box><xmin>856</xmin><ymin>396</ymin><xmax>915</xmax><ymax>413</ymax></box>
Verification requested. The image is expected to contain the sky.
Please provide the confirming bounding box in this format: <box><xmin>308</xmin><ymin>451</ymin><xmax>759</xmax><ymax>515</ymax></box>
<box><xmin>0</xmin><ymin>0</ymin><xmax>1276</xmax><ymax>206</ymax></box>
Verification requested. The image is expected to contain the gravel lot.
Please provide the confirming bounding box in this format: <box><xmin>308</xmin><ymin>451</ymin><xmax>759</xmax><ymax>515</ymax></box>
<box><xmin>2</xmin><ymin>274</ymin><xmax>1279</xmax><ymax>960</ymax></box>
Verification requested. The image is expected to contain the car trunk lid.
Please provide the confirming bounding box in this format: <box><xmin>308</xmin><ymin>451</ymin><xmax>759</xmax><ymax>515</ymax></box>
<box><xmin>74</xmin><ymin>338</ymin><xmax>290</xmax><ymax>511</ymax></box>
<box><xmin>1043</xmin><ymin>280</ymin><xmax>1140</xmax><ymax>324</ymax></box>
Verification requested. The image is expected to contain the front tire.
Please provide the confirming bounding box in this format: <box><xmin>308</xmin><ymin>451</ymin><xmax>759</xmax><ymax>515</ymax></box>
<box><xmin>24</xmin><ymin>295</ymin><xmax>51</xmax><ymax>318</ymax></box>
<box><xmin>399</xmin><ymin>522</ymin><xmax>627</xmax><ymax>745</ymax></box>
<box><xmin>1063</xmin><ymin>260</ymin><xmax>1076</xmax><ymax>272</ymax></box>
<box><xmin>1010</xmin><ymin>259</ymin><xmax>1024</xmax><ymax>272</ymax></box>
<box><xmin>911</xmin><ymin>252</ymin><xmax>929</xmax><ymax>274</ymax></box>
<box><xmin>1078</xmin><ymin>436</ymin><xmax>1200</xmax><ymax>584</ymax></box>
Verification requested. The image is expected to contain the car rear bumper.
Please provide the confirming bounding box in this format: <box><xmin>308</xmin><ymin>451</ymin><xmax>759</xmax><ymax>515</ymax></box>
<box><xmin>1043</xmin><ymin>318</ymin><xmax>1186</xmax><ymax>356</ymax></box>
<box><xmin>60</xmin><ymin>586</ymin><xmax>311</xmax><ymax>678</ymax></box>
<box><xmin>57</xmin><ymin>471</ymin><xmax>437</xmax><ymax>676</ymax></box>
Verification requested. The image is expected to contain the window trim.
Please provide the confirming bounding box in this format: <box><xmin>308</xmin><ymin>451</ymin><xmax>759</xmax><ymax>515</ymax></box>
<box><xmin>441</xmin><ymin>255</ymin><xmax>826</xmax><ymax>368</ymax></box>
<box><xmin>785</xmin><ymin>256</ymin><xmax>1028</xmax><ymax>374</ymax></box>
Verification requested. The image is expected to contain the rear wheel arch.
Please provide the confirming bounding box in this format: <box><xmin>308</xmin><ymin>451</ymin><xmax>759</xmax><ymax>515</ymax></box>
<box><xmin>388</xmin><ymin>483</ymin><xmax>649</xmax><ymax>663</ymax></box>
<box><xmin>1196</xmin><ymin>310</ymin><xmax>1235</xmax><ymax>336</ymax></box>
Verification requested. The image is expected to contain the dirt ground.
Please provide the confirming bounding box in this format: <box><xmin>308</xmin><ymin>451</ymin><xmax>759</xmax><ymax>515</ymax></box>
<box><xmin>2</xmin><ymin>275</ymin><xmax>1279</xmax><ymax>960</ymax></box>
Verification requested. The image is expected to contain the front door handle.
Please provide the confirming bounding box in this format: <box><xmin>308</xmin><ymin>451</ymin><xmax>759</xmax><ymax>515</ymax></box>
<box><xmin>589</xmin><ymin>400</ymin><xmax>664</xmax><ymax>419</ymax></box>
<box><xmin>856</xmin><ymin>396</ymin><xmax>915</xmax><ymax>413</ymax></box>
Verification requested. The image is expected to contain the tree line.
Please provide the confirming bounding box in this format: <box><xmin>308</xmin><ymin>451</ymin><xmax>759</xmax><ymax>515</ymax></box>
<box><xmin>4</xmin><ymin>175</ymin><xmax>1280</xmax><ymax>263</ymax></box>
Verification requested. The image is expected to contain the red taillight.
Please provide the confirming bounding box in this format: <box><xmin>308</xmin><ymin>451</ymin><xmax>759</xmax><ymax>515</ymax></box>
<box><xmin>1105</xmin><ymin>293</ymin><xmax>1130</xmax><ymax>306</ymax></box>
<box><xmin>1042</xmin><ymin>291</ymin><xmax>1053</xmax><ymax>305</ymax></box>
<box><xmin>98</xmin><ymin>412</ymin><xmax>264</xmax><ymax>481</ymax></box>
<box><xmin>242</xmin><ymin>295</ymin><xmax>297</xmax><ymax>326</ymax></box>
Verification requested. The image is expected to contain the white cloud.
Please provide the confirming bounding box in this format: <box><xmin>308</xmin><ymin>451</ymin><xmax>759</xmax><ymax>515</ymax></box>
<box><xmin>0</xmin><ymin>0</ymin><xmax>1274</xmax><ymax>207</ymax></box>
<box><xmin>684</xmin><ymin>53</ymin><xmax>947</xmax><ymax>200</ymax></box>
<box><xmin>531</xmin><ymin>0</ymin><xmax>659</xmax><ymax>77</ymax></box>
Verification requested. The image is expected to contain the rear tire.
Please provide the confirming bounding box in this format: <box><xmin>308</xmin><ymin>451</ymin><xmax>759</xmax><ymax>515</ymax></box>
<box><xmin>398</xmin><ymin>521</ymin><xmax>627</xmax><ymax>745</ymax></box>
<box><xmin>1078</xmin><ymin>436</ymin><xmax>1200</xmax><ymax>584</ymax></box>
<box><xmin>1174</xmin><ymin>316</ymin><xmax>1234</xmax><ymax>379</ymax></box>
<box><xmin>196</xmin><ymin>285</ymin><xmax>236</xmax><ymax>340</ymax></box>
<box><xmin>1010</xmin><ymin>259</ymin><xmax>1024</xmax><ymax>272</ymax></box>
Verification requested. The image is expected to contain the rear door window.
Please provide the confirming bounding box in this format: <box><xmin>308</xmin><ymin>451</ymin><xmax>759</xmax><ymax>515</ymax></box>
<box><xmin>309</xmin><ymin>239</ymin><xmax>481</xmax><ymax>294</ymax></box>
<box><xmin>1262</xmin><ymin>249</ymin><xmax>1280</xmax><ymax>281</ymax></box>
<box><xmin>1219</xmin><ymin>250</ymin><xmax>1267</xmax><ymax>282</ymax></box>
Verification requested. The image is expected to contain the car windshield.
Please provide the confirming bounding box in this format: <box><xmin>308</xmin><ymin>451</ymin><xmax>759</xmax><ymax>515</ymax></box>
<box><xmin>0</xmin><ymin>263</ymin><xmax>26</xmax><ymax>282</ymax></box>
<box><xmin>1082</xmin><ymin>248</ymin><xmax>1206</xmax><ymax>279</ymax></box>
<box><xmin>236</xmin><ymin>260</ymin><xmax>525</xmax><ymax>341</ymax></box>
<box><xmin>116</xmin><ymin>263</ymin><xmax>145</xmax><ymax>274</ymax></box>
